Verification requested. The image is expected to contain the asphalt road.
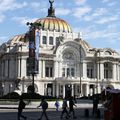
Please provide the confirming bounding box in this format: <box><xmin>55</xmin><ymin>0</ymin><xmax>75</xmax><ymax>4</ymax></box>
<box><xmin>0</xmin><ymin>107</ymin><xmax>104</xmax><ymax>120</ymax></box>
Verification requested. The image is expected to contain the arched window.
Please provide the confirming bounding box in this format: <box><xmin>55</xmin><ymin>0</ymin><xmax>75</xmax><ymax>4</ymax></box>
<box><xmin>62</xmin><ymin>52</ymin><xmax>75</xmax><ymax>77</ymax></box>
<box><xmin>104</xmin><ymin>51</ymin><xmax>111</xmax><ymax>55</ymax></box>
<box><xmin>42</xmin><ymin>36</ymin><xmax>47</xmax><ymax>44</ymax></box>
<box><xmin>49</xmin><ymin>36</ymin><xmax>53</xmax><ymax>45</ymax></box>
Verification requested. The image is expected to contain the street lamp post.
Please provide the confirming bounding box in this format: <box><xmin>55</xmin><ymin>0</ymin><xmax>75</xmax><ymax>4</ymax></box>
<box><xmin>95</xmin><ymin>49</ymin><xmax>100</xmax><ymax>94</ymax></box>
<box><xmin>79</xmin><ymin>42</ymin><xmax>82</xmax><ymax>96</ymax></box>
<box><xmin>26</xmin><ymin>22</ymin><xmax>42</xmax><ymax>93</ymax></box>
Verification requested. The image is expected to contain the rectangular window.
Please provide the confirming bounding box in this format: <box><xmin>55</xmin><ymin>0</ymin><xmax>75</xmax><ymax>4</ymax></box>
<box><xmin>42</xmin><ymin>36</ymin><xmax>47</xmax><ymax>44</ymax></box>
<box><xmin>62</xmin><ymin>68</ymin><xmax>65</xmax><ymax>77</ymax></box>
<box><xmin>45</xmin><ymin>67</ymin><xmax>49</xmax><ymax>77</ymax></box>
<box><xmin>71</xmin><ymin>68</ymin><xmax>75</xmax><ymax>77</ymax></box>
<box><xmin>49</xmin><ymin>37</ymin><xmax>53</xmax><ymax>45</ymax></box>
<box><xmin>67</xmin><ymin>68</ymin><xmax>70</xmax><ymax>77</ymax></box>
<box><xmin>91</xmin><ymin>69</ymin><xmax>93</xmax><ymax>78</ymax></box>
<box><xmin>87</xmin><ymin>69</ymin><xmax>89</xmax><ymax>77</ymax></box>
<box><xmin>50</xmin><ymin>67</ymin><xmax>53</xmax><ymax>77</ymax></box>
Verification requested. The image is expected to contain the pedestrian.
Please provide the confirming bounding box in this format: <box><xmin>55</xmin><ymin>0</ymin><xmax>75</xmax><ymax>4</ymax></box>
<box><xmin>60</xmin><ymin>98</ymin><xmax>70</xmax><ymax>119</ymax></box>
<box><xmin>69</xmin><ymin>96</ymin><xmax>77</xmax><ymax>119</ymax></box>
<box><xmin>55</xmin><ymin>99</ymin><xmax>60</xmax><ymax>111</ymax></box>
<box><xmin>37</xmin><ymin>98</ymin><xmax>49</xmax><ymax>120</ymax></box>
<box><xmin>92</xmin><ymin>95</ymin><xmax>99</xmax><ymax>116</ymax></box>
<box><xmin>18</xmin><ymin>96</ymin><xmax>27</xmax><ymax>120</ymax></box>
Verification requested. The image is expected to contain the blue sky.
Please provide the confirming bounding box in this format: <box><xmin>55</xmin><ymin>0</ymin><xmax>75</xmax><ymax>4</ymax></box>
<box><xmin>0</xmin><ymin>0</ymin><xmax>120</xmax><ymax>53</ymax></box>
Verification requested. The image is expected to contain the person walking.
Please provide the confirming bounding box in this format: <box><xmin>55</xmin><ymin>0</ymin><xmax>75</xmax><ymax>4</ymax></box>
<box><xmin>92</xmin><ymin>95</ymin><xmax>99</xmax><ymax>116</ymax></box>
<box><xmin>69</xmin><ymin>96</ymin><xmax>77</xmax><ymax>119</ymax></box>
<box><xmin>37</xmin><ymin>98</ymin><xmax>49</xmax><ymax>120</ymax></box>
<box><xmin>60</xmin><ymin>98</ymin><xmax>70</xmax><ymax>119</ymax></box>
<box><xmin>55</xmin><ymin>99</ymin><xmax>60</xmax><ymax>111</ymax></box>
<box><xmin>18</xmin><ymin>97</ymin><xmax>27</xmax><ymax>120</ymax></box>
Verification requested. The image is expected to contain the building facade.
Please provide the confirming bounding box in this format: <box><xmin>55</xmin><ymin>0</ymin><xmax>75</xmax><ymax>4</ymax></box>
<box><xmin>0</xmin><ymin>1</ymin><xmax>120</xmax><ymax>98</ymax></box>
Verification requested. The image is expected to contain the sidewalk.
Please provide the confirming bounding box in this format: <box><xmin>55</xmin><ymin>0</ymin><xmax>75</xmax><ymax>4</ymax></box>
<box><xmin>0</xmin><ymin>99</ymin><xmax>103</xmax><ymax>109</ymax></box>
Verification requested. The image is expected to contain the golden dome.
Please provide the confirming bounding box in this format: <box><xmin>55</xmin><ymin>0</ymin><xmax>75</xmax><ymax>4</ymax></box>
<box><xmin>35</xmin><ymin>17</ymin><xmax>72</xmax><ymax>33</ymax></box>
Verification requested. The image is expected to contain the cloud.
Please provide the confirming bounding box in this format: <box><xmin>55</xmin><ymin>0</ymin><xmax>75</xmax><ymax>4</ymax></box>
<box><xmin>96</xmin><ymin>15</ymin><xmax>119</xmax><ymax>24</ymax></box>
<box><xmin>56</xmin><ymin>8</ymin><xmax>71</xmax><ymax>16</ymax></box>
<box><xmin>80</xmin><ymin>25</ymin><xmax>120</xmax><ymax>45</ymax></box>
<box><xmin>107</xmin><ymin>2</ymin><xmax>117</xmax><ymax>6</ymax></box>
<box><xmin>73</xmin><ymin>6</ymin><xmax>92</xmax><ymax>18</ymax></box>
<box><xmin>12</xmin><ymin>17</ymin><xmax>38</xmax><ymax>26</ymax></box>
<box><xmin>74</xmin><ymin>0</ymin><xmax>87</xmax><ymax>5</ymax></box>
<box><xmin>0</xmin><ymin>0</ymin><xmax>27</xmax><ymax>13</ymax></box>
<box><xmin>102</xmin><ymin>0</ymin><xmax>112</xmax><ymax>3</ymax></box>
<box><xmin>0</xmin><ymin>14</ymin><xmax>5</xmax><ymax>23</ymax></box>
<box><xmin>83</xmin><ymin>8</ymin><xmax>108</xmax><ymax>21</ymax></box>
<box><xmin>30</xmin><ymin>1</ymin><xmax>47</xmax><ymax>13</ymax></box>
<box><xmin>0</xmin><ymin>0</ymin><xmax>28</xmax><ymax>23</ymax></box>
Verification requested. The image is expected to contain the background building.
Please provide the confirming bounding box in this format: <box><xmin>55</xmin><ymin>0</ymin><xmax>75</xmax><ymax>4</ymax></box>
<box><xmin>0</xmin><ymin>0</ymin><xmax>120</xmax><ymax>98</ymax></box>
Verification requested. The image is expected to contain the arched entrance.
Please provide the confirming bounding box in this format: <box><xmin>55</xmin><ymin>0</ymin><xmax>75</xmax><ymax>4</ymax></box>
<box><xmin>65</xmin><ymin>84</ymin><xmax>72</xmax><ymax>99</ymax></box>
<box><xmin>47</xmin><ymin>84</ymin><xmax>53</xmax><ymax>96</ymax></box>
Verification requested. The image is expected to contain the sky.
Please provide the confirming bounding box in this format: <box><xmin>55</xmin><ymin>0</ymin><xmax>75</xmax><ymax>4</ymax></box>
<box><xmin>0</xmin><ymin>0</ymin><xmax>120</xmax><ymax>53</ymax></box>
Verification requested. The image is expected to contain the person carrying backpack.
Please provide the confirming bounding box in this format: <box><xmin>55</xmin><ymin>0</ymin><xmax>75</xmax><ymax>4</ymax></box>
<box><xmin>37</xmin><ymin>98</ymin><xmax>49</xmax><ymax>120</ymax></box>
<box><xmin>69</xmin><ymin>96</ymin><xmax>77</xmax><ymax>119</ymax></box>
<box><xmin>60</xmin><ymin>98</ymin><xmax>70</xmax><ymax>119</ymax></box>
<box><xmin>18</xmin><ymin>97</ymin><xmax>27</xmax><ymax>120</ymax></box>
<box><xmin>55</xmin><ymin>99</ymin><xmax>60</xmax><ymax>111</ymax></box>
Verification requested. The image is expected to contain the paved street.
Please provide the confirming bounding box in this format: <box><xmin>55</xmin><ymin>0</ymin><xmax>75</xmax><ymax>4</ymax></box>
<box><xmin>0</xmin><ymin>107</ymin><xmax>104</xmax><ymax>120</ymax></box>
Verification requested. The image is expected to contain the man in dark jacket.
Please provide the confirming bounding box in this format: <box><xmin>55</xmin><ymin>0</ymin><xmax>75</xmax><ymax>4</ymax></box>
<box><xmin>92</xmin><ymin>95</ymin><xmax>99</xmax><ymax>116</ymax></box>
<box><xmin>18</xmin><ymin>97</ymin><xmax>27</xmax><ymax>120</ymax></box>
<box><xmin>37</xmin><ymin>98</ymin><xmax>49</xmax><ymax>120</ymax></box>
<box><xmin>61</xmin><ymin>98</ymin><xmax>70</xmax><ymax>119</ymax></box>
<box><xmin>69</xmin><ymin>96</ymin><xmax>77</xmax><ymax>119</ymax></box>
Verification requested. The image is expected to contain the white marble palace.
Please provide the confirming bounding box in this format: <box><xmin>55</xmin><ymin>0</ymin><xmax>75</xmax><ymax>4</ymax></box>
<box><xmin>0</xmin><ymin>0</ymin><xmax>120</xmax><ymax>98</ymax></box>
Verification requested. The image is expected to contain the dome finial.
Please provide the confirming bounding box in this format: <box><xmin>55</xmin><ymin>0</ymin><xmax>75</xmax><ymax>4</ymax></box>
<box><xmin>47</xmin><ymin>0</ymin><xmax>56</xmax><ymax>17</ymax></box>
<box><xmin>49</xmin><ymin>0</ymin><xmax>54</xmax><ymax>8</ymax></box>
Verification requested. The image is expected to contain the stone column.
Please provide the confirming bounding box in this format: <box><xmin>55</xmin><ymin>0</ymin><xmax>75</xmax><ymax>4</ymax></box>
<box><xmin>42</xmin><ymin>60</ymin><xmax>45</xmax><ymax>78</ymax></box>
<box><xmin>56</xmin><ymin>83</ymin><xmax>59</xmax><ymax>97</ymax></box>
<box><xmin>94</xmin><ymin>63</ymin><xmax>97</xmax><ymax>78</ymax></box>
<box><xmin>113</xmin><ymin>63</ymin><xmax>116</xmax><ymax>81</ymax></box>
<box><xmin>54</xmin><ymin>61</ymin><xmax>58</xmax><ymax>77</ymax></box>
<box><xmin>97</xmin><ymin>62</ymin><xmax>100</xmax><ymax>80</ymax></box>
<box><xmin>85</xmin><ymin>84</ymin><xmax>89</xmax><ymax>96</ymax></box>
<box><xmin>5</xmin><ymin>60</ymin><xmax>8</xmax><ymax>77</ymax></box>
<box><xmin>39</xmin><ymin>60</ymin><xmax>42</xmax><ymax>78</ymax></box>
<box><xmin>71</xmin><ymin>84</ymin><xmax>74</xmax><ymax>96</ymax></box>
<box><xmin>47</xmin><ymin>30</ymin><xmax>49</xmax><ymax>46</ymax></box>
<box><xmin>118</xmin><ymin>65</ymin><xmax>120</xmax><ymax>81</ymax></box>
<box><xmin>52</xmin><ymin>83</ymin><xmax>55</xmax><ymax>96</ymax></box>
<box><xmin>63</xmin><ymin>84</ymin><xmax>65</xmax><ymax>98</ymax></box>
<box><xmin>83</xmin><ymin>62</ymin><xmax>87</xmax><ymax>79</ymax></box>
<box><xmin>44</xmin><ymin>83</ymin><xmax>47</xmax><ymax>96</ymax></box>
<box><xmin>59</xmin><ymin>62</ymin><xmax>62</xmax><ymax>77</ymax></box>
<box><xmin>116</xmin><ymin>64</ymin><xmax>119</xmax><ymax>81</ymax></box>
<box><xmin>100</xmin><ymin>62</ymin><xmax>104</xmax><ymax>80</ymax></box>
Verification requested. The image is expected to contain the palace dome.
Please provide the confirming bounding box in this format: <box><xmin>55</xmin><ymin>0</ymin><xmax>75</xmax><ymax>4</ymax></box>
<box><xmin>35</xmin><ymin>17</ymin><xmax>72</xmax><ymax>33</ymax></box>
<box><xmin>34</xmin><ymin>0</ymin><xmax>72</xmax><ymax>33</ymax></box>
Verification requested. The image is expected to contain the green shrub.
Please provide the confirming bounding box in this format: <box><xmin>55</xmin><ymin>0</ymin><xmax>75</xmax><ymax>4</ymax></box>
<box><xmin>2</xmin><ymin>92</ymin><xmax>20</xmax><ymax>99</ymax></box>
